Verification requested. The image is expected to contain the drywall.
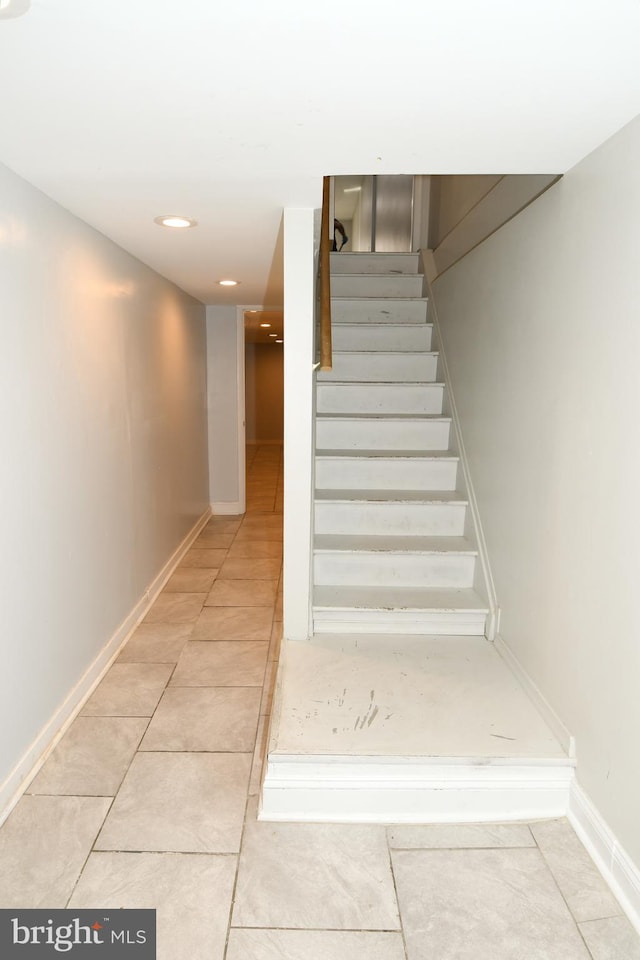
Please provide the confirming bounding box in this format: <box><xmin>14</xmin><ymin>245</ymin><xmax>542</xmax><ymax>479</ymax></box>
<box><xmin>430</xmin><ymin>175</ymin><xmax>558</xmax><ymax>276</ymax></box>
<box><xmin>432</xmin><ymin>115</ymin><xmax>640</xmax><ymax>868</ymax></box>
<box><xmin>245</xmin><ymin>343</ymin><xmax>284</xmax><ymax>443</ymax></box>
<box><xmin>430</xmin><ymin>175</ymin><xmax>502</xmax><ymax>246</ymax></box>
<box><xmin>206</xmin><ymin>305</ymin><xmax>242</xmax><ymax>510</ymax></box>
<box><xmin>0</xmin><ymin>161</ymin><xmax>208</xmax><ymax>802</ymax></box>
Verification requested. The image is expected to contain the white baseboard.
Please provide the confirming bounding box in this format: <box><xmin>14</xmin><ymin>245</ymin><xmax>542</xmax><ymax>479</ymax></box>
<box><xmin>569</xmin><ymin>780</ymin><xmax>640</xmax><ymax>936</ymax></box>
<box><xmin>0</xmin><ymin>506</ymin><xmax>211</xmax><ymax>827</ymax></box>
<box><xmin>493</xmin><ymin>632</ymin><xmax>575</xmax><ymax>759</ymax></box>
<box><xmin>211</xmin><ymin>500</ymin><xmax>244</xmax><ymax>515</ymax></box>
<box><xmin>260</xmin><ymin>755</ymin><xmax>573</xmax><ymax>824</ymax></box>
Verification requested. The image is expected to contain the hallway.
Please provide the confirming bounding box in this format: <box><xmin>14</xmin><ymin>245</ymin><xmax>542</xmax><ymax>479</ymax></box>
<box><xmin>0</xmin><ymin>443</ymin><xmax>637</xmax><ymax>959</ymax></box>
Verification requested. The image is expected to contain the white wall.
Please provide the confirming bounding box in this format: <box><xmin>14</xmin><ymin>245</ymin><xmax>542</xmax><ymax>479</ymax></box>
<box><xmin>0</xmin><ymin>161</ymin><xmax>209</xmax><ymax>806</ymax></box>
<box><xmin>282</xmin><ymin>207</ymin><xmax>316</xmax><ymax>640</ymax></box>
<box><xmin>432</xmin><ymin>115</ymin><xmax>640</xmax><ymax>869</ymax></box>
<box><xmin>245</xmin><ymin>343</ymin><xmax>284</xmax><ymax>443</ymax></box>
<box><xmin>206</xmin><ymin>306</ymin><xmax>242</xmax><ymax>511</ymax></box>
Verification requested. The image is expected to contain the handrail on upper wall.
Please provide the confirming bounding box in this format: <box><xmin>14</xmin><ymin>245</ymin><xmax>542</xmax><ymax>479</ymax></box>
<box><xmin>319</xmin><ymin>176</ymin><xmax>332</xmax><ymax>371</ymax></box>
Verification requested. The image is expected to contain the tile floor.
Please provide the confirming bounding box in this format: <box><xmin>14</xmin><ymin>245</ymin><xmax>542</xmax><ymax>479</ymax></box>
<box><xmin>0</xmin><ymin>443</ymin><xmax>639</xmax><ymax>959</ymax></box>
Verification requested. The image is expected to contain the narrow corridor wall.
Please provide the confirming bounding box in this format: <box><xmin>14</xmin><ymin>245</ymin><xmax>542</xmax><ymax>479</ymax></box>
<box><xmin>0</xmin><ymin>161</ymin><xmax>209</xmax><ymax>810</ymax></box>
<box><xmin>432</xmin><ymin>115</ymin><xmax>640</xmax><ymax>870</ymax></box>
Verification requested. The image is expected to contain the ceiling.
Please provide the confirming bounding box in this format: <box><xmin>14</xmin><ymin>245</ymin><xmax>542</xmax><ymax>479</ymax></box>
<box><xmin>1</xmin><ymin>1</ymin><xmax>639</xmax><ymax>305</ymax></box>
<box><xmin>244</xmin><ymin>310</ymin><xmax>284</xmax><ymax>345</ymax></box>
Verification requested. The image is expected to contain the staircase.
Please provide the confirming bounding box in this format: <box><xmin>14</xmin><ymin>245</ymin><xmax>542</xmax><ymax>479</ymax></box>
<box><xmin>313</xmin><ymin>251</ymin><xmax>489</xmax><ymax>636</ymax></box>
<box><xmin>261</xmin><ymin>252</ymin><xmax>574</xmax><ymax>824</ymax></box>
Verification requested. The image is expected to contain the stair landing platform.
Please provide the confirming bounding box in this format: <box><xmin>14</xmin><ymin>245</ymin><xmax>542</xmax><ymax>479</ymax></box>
<box><xmin>260</xmin><ymin>634</ymin><xmax>574</xmax><ymax>824</ymax></box>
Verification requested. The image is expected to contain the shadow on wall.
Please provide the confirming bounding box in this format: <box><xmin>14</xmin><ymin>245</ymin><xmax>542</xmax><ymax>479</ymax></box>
<box><xmin>426</xmin><ymin>174</ymin><xmax>560</xmax><ymax>278</ymax></box>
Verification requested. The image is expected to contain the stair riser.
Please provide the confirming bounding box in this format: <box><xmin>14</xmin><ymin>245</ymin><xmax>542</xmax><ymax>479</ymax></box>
<box><xmin>315</xmin><ymin>501</ymin><xmax>467</xmax><ymax>537</ymax></box>
<box><xmin>315</xmin><ymin>458</ymin><xmax>458</xmax><ymax>491</ymax></box>
<box><xmin>332</xmin><ymin>298</ymin><xmax>428</xmax><ymax>324</ymax></box>
<box><xmin>313</xmin><ymin>610</ymin><xmax>488</xmax><ymax>636</ymax></box>
<box><xmin>331</xmin><ymin>275</ymin><xmax>424</xmax><ymax>298</ymax></box>
<box><xmin>332</xmin><ymin>325</ymin><xmax>433</xmax><ymax>352</ymax></box>
<box><xmin>317</xmin><ymin>383</ymin><xmax>444</xmax><ymax>415</ymax></box>
<box><xmin>316</xmin><ymin>418</ymin><xmax>451</xmax><ymax>451</ymax></box>
<box><xmin>314</xmin><ymin>552</ymin><xmax>476</xmax><ymax>588</ymax></box>
<box><xmin>331</xmin><ymin>252</ymin><xmax>420</xmax><ymax>275</ymax></box>
<box><xmin>318</xmin><ymin>353</ymin><xmax>438</xmax><ymax>383</ymax></box>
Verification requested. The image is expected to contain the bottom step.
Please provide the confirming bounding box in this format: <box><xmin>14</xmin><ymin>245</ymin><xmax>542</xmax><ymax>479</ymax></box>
<box><xmin>261</xmin><ymin>634</ymin><xmax>573</xmax><ymax>823</ymax></box>
<box><xmin>313</xmin><ymin>585</ymin><xmax>489</xmax><ymax>635</ymax></box>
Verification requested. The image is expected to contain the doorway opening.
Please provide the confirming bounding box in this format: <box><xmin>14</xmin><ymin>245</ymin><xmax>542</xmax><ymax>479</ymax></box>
<box><xmin>243</xmin><ymin>308</ymin><xmax>284</xmax><ymax>513</ymax></box>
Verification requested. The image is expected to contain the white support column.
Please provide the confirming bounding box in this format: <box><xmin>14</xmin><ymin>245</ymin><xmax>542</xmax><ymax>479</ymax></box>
<box><xmin>283</xmin><ymin>208</ymin><xmax>316</xmax><ymax>641</ymax></box>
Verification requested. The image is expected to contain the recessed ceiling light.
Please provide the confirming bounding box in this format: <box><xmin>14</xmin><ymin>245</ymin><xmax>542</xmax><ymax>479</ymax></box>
<box><xmin>248</xmin><ymin>310</ymin><xmax>258</xmax><ymax>313</ymax></box>
<box><xmin>154</xmin><ymin>215</ymin><xmax>197</xmax><ymax>229</ymax></box>
<box><xmin>275</xmin><ymin>339</ymin><xmax>283</xmax><ymax>344</ymax></box>
<box><xmin>269</xmin><ymin>333</ymin><xmax>278</xmax><ymax>337</ymax></box>
<box><xmin>0</xmin><ymin>0</ymin><xmax>30</xmax><ymax>17</ymax></box>
<box><xmin>343</xmin><ymin>186</ymin><xmax>362</xmax><ymax>193</ymax></box>
<box><xmin>260</xmin><ymin>323</ymin><xmax>271</xmax><ymax>328</ymax></box>
<box><xmin>218</xmin><ymin>279</ymin><xmax>239</xmax><ymax>287</ymax></box>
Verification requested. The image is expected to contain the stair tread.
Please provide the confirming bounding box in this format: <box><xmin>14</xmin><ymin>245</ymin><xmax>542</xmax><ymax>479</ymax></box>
<box><xmin>329</xmin><ymin>350</ymin><xmax>438</xmax><ymax>357</ymax></box>
<box><xmin>315</xmin><ymin>489</ymin><xmax>466</xmax><ymax>504</ymax></box>
<box><xmin>316</xmin><ymin>413</ymin><xmax>451</xmax><ymax>421</ymax></box>
<box><xmin>314</xmin><ymin>534</ymin><xmax>477</xmax><ymax>554</ymax></box>
<box><xmin>314</xmin><ymin>585</ymin><xmax>489</xmax><ymax>612</ymax></box>
<box><xmin>334</xmin><ymin>322</ymin><xmax>432</xmax><ymax>328</ymax></box>
<box><xmin>332</xmin><ymin>297</ymin><xmax>428</xmax><ymax>303</ymax></box>
<box><xmin>316</xmin><ymin>449</ymin><xmax>458</xmax><ymax>460</ymax></box>
<box><xmin>318</xmin><ymin>380</ymin><xmax>444</xmax><ymax>387</ymax></box>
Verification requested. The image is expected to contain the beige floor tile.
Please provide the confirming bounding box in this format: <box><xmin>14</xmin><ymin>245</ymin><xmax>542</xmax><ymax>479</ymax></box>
<box><xmin>205</xmin><ymin>579</ymin><xmax>278</xmax><ymax>607</ymax></box>
<box><xmin>171</xmin><ymin>641</ymin><xmax>268</xmax><ymax>687</ymax></box>
<box><xmin>118</xmin><ymin>622</ymin><xmax>192</xmax><ymax>663</ymax></box>
<box><xmin>234</xmin><ymin>526</ymin><xmax>283</xmax><ymax>542</ymax></box>
<box><xmin>140</xmin><ymin>687</ymin><xmax>261</xmax><ymax>752</ymax></box>
<box><xmin>70</xmin><ymin>852</ymin><xmax>236</xmax><ymax>960</ymax></box>
<box><xmin>579</xmin><ymin>915</ymin><xmax>640</xmax><ymax>960</ymax></box>
<box><xmin>180</xmin><ymin>549</ymin><xmax>228</xmax><ymax>568</ymax></box>
<box><xmin>81</xmin><ymin>663</ymin><xmax>173</xmax><ymax>717</ymax></box>
<box><xmin>0</xmin><ymin>796</ymin><xmax>111</xmax><ymax>907</ymax></box>
<box><xmin>205</xmin><ymin>517</ymin><xmax>242</xmax><ymax>532</ymax></box>
<box><xmin>95</xmin><ymin>752</ymin><xmax>250</xmax><ymax>853</ymax></box>
<box><xmin>29</xmin><ymin>717</ymin><xmax>147</xmax><ymax>796</ymax></box>
<box><xmin>388</xmin><ymin>823</ymin><xmax>535</xmax><ymax>849</ymax></box>
<box><xmin>227</xmin><ymin>930</ymin><xmax>406</xmax><ymax>960</ymax></box>
<box><xmin>392</xmin><ymin>848</ymin><xmax>590</xmax><ymax>960</ymax></box>
<box><xmin>233</xmin><ymin>809</ymin><xmax>400</xmax><ymax>929</ymax></box>
<box><xmin>219</xmin><ymin>558</ymin><xmax>282</xmax><ymax>580</ymax></box>
<box><xmin>144</xmin><ymin>592</ymin><xmax>207</xmax><ymax>622</ymax></box>
<box><xmin>163</xmin><ymin>569</ymin><xmax>218</xmax><ymax>593</ymax></box>
<box><xmin>193</xmin><ymin>531</ymin><xmax>235</xmax><ymax>549</ymax></box>
<box><xmin>192</xmin><ymin>606</ymin><xmax>274</xmax><ymax>642</ymax></box>
<box><xmin>228</xmin><ymin>540</ymin><xmax>283</xmax><ymax>559</ymax></box>
<box><xmin>530</xmin><ymin>819</ymin><xmax>622</xmax><ymax>922</ymax></box>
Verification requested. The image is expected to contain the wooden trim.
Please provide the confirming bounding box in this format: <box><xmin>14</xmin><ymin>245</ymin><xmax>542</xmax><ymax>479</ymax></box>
<box><xmin>319</xmin><ymin>176</ymin><xmax>332</xmax><ymax>371</ymax></box>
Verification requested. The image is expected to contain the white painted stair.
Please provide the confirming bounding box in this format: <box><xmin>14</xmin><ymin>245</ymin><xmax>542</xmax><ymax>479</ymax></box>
<box><xmin>261</xmin><ymin>251</ymin><xmax>573</xmax><ymax>824</ymax></box>
<box><xmin>312</xmin><ymin>251</ymin><xmax>489</xmax><ymax>636</ymax></box>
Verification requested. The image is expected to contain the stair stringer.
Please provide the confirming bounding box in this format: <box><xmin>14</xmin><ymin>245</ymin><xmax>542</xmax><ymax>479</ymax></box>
<box><xmin>421</xmin><ymin>252</ymin><xmax>499</xmax><ymax>642</ymax></box>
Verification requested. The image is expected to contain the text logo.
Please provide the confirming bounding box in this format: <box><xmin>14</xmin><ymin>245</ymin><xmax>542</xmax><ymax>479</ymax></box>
<box><xmin>0</xmin><ymin>910</ymin><xmax>156</xmax><ymax>957</ymax></box>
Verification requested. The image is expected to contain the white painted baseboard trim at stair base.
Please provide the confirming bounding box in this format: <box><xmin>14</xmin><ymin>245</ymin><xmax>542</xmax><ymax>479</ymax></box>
<box><xmin>211</xmin><ymin>500</ymin><xmax>244</xmax><ymax>515</ymax></box>
<box><xmin>422</xmin><ymin>259</ymin><xmax>499</xmax><ymax>641</ymax></box>
<box><xmin>493</xmin><ymin>632</ymin><xmax>575</xmax><ymax>760</ymax></box>
<box><xmin>0</xmin><ymin>507</ymin><xmax>211</xmax><ymax>828</ymax></box>
<box><xmin>313</xmin><ymin>610</ymin><xmax>487</xmax><ymax>636</ymax></box>
<box><xmin>569</xmin><ymin>780</ymin><xmax>640</xmax><ymax>936</ymax></box>
<box><xmin>260</xmin><ymin>756</ymin><xmax>574</xmax><ymax>824</ymax></box>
